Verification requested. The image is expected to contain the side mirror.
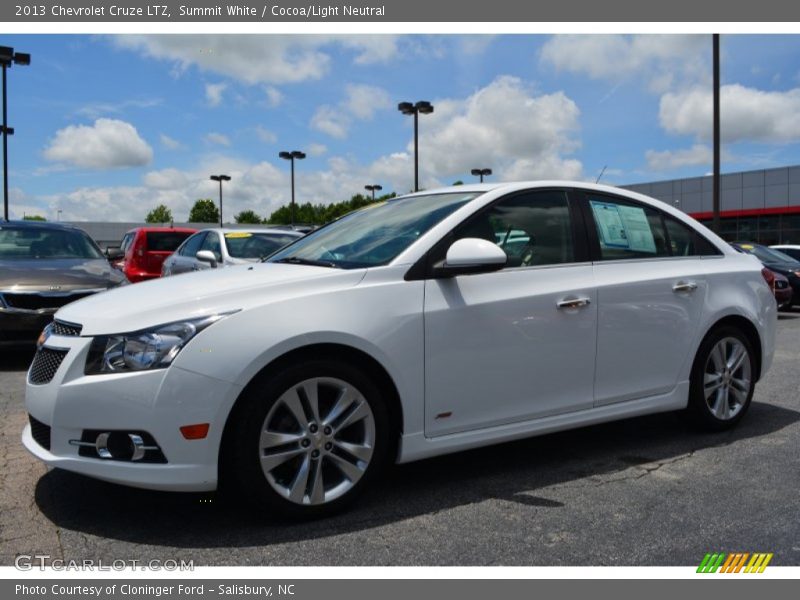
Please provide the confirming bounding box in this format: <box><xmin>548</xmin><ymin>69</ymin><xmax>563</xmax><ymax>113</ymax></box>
<box><xmin>105</xmin><ymin>247</ymin><xmax>124</xmax><ymax>261</ymax></box>
<box><xmin>196</xmin><ymin>250</ymin><xmax>218</xmax><ymax>268</ymax></box>
<box><xmin>433</xmin><ymin>238</ymin><xmax>507</xmax><ymax>277</ymax></box>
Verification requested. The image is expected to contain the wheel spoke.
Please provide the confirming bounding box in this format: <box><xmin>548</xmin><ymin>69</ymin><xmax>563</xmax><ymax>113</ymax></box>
<box><xmin>715</xmin><ymin>387</ymin><xmax>730</xmax><ymax>420</ymax></box>
<box><xmin>281</xmin><ymin>388</ymin><xmax>309</xmax><ymax>431</ymax></box>
<box><xmin>260</xmin><ymin>430</ymin><xmax>304</xmax><ymax>450</ymax></box>
<box><xmin>727</xmin><ymin>343</ymin><xmax>746</xmax><ymax>373</ymax></box>
<box><xmin>334</xmin><ymin>439</ymin><xmax>373</xmax><ymax>463</ymax></box>
<box><xmin>327</xmin><ymin>451</ymin><xmax>365</xmax><ymax>482</ymax></box>
<box><xmin>704</xmin><ymin>373</ymin><xmax>724</xmax><ymax>398</ymax></box>
<box><xmin>323</xmin><ymin>387</ymin><xmax>357</xmax><ymax>427</ymax></box>
<box><xmin>260</xmin><ymin>446</ymin><xmax>306</xmax><ymax>472</ymax></box>
<box><xmin>729</xmin><ymin>382</ymin><xmax>748</xmax><ymax>406</ymax></box>
<box><xmin>711</xmin><ymin>342</ymin><xmax>727</xmax><ymax>372</ymax></box>
<box><xmin>335</xmin><ymin>400</ymin><xmax>371</xmax><ymax>433</ymax></box>
<box><xmin>299</xmin><ymin>380</ymin><xmax>321</xmax><ymax>425</ymax></box>
<box><xmin>288</xmin><ymin>455</ymin><xmax>312</xmax><ymax>503</ymax></box>
<box><xmin>308</xmin><ymin>459</ymin><xmax>325</xmax><ymax>504</ymax></box>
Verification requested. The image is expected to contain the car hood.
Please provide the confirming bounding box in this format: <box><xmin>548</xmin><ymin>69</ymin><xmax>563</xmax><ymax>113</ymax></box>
<box><xmin>0</xmin><ymin>258</ymin><xmax>120</xmax><ymax>291</ymax></box>
<box><xmin>56</xmin><ymin>262</ymin><xmax>366</xmax><ymax>335</ymax></box>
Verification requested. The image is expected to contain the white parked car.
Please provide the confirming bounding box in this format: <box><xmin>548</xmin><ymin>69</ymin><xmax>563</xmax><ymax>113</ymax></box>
<box><xmin>23</xmin><ymin>182</ymin><xmax>776</xmax><ymax>518</ymax></box>
<box><xmin>161</xmin><ymin>227</ymin><xmax>303</xmax><ymax>276</ymax></box>
<box><xmin>769</xmin><ymin>244</ymin><xmax>800</xmax><ymax>262</ymax></box>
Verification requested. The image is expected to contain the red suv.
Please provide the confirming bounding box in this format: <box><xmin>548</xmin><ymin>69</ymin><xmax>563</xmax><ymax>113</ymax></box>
<box><xmin>111</xmin><ymin>227</ymin><xmax>197</xmax><ymax>283</ymax></box>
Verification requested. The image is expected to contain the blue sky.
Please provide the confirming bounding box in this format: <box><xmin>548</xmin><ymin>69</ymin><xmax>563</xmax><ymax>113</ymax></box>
<box><xmin>4</xmin><ymin>34</ymin><xmax>800</xmax><ymax>221</ymax></box>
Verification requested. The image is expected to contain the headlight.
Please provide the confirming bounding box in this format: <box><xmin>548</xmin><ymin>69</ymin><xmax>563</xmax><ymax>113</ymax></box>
<box><xmin>85</xmin><ymin>312</ymin><xmax>236</xmax><ymax>375</ymax></box>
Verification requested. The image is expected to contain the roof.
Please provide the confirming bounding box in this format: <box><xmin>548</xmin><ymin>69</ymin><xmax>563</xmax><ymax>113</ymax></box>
<box><xmin>0</xmin><ymin>220</ymin><xmax>85</xmax><ymax>232</ymax></box>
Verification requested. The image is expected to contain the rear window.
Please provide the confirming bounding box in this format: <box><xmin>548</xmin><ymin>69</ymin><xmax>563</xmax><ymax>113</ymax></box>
<box><xmin>145</xmin><ymin>231</ymin><xmax>194</xmax><ymax>252</ymax></box>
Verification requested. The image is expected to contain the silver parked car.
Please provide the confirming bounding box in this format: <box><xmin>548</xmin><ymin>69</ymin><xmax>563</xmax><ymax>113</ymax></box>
<box><xmin>161</xmin><ymin>228</ymin><xmax>303</xmax><ymax>276</ymax></box>
<box><xmin>0</xmin><ymin>221</ymin><xmax>127</xmax><ymax>345</ymax></box>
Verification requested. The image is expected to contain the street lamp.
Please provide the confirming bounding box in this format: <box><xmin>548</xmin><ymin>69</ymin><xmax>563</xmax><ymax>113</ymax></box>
<box><xmin>279</xmin><ymin>150</ymin><xmax>306</xmax><ymax>227</ymax></box>
<box><xmin>470</xmin><ymin>168</ymin><xmax>492</xmax><ymax>183</ymax></box>
<box><xmin>0</xmin><ymin>46</ymin><xmax>31</xmax><ymax>222</ymax></box>
<box><xmin>209</xmin><ymin>174</ymin><xmax>231</xmax><ymax>227</ymax></box>
<box><xmin>364</xmin><ymin>184</ymin><xmax>382</xmax><ymax>201</ymax></box>
<box><xmin>398</xmin><ymin>100</ymin><xmax>434</xmax><ymax>192</ymax></box>
<box><xmin>57</xmin><ymin>209</ymin><xmax>62</xmax><ymax>221</ymax></box>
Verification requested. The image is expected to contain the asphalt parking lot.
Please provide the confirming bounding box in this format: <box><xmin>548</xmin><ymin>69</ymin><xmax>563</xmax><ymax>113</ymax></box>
<box><xmin>1</xmin><ymin>315</ymin><xmax>799</xmax><ymax>567</ymax></box>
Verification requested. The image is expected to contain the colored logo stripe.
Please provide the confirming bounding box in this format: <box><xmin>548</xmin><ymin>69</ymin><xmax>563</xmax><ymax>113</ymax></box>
<box><xmin>697</xmin><ymin>552</ymin><xmax>773</xmax><ymax>573</ymax></box>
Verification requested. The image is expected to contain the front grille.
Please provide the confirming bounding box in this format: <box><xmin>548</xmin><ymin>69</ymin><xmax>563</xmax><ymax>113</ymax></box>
<box><xmin>29</xmin><ymin>347</ymin><xmax>69</xmax><ymax>385</ymax></box>
<box><xmin>51</xmin><ymin>320</ymin><xmax>82</xmax><ymax>337</ymax></box>
<box><xmin>29</xmin><ymin>415</ymin><xmax>51</xmax><ymax>451</ymax></box>
<box><xmin>2</xmin><ymin>292</ymin><xmax>93</xmax><ymax>311</ymax></box>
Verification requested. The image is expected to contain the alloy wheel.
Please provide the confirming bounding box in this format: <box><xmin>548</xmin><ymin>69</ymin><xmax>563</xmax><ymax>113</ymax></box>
<box><xmin>703</xmin><ymin>337</ymin><xmax>752</xmax><ymax>421</ymax></box>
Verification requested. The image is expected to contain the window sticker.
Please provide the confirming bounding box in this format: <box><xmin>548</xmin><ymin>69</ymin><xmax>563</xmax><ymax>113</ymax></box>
<box><xmin>224</xmin><ymin>232</ymin><xmax>253</xmax><ymax>239</ymax></box>
<box><xmin>590</xmin><ymin>201</ymin><xmax>656</xmax><ymax>253</ymax></box>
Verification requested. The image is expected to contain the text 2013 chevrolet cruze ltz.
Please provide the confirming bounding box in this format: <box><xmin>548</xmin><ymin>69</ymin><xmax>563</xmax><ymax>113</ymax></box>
<box><xmin>23</xmin><ymin>182</ymin><xmax>776</xmax><ymax>518</ymax></box>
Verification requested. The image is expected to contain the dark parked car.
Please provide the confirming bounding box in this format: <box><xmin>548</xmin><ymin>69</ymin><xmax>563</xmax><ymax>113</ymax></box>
<box><xmin>731</xmin><ymin>242</ymin><xmax>800</xmax><ymax>307</ymax></box>
<box><xmin>110</xmin><ymin>226</ymin><xmax>196</xmax><ymax>283</ymax></box>
<box><xmin>761</xmin><ymin>267</ymin><xmax>793</xmax><ymax>310</ymax></box>
<box><xmin>0</xmin><ymin>221</ymin><xmax>127</xmax><ymax>345</ymax></box>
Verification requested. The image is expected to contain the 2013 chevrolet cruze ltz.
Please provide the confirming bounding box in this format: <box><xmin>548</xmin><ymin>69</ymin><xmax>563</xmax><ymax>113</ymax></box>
<box><xmin>23</xmin><ymin>182</ymin><xmax>776</xmax><ymax>518</ymax></box>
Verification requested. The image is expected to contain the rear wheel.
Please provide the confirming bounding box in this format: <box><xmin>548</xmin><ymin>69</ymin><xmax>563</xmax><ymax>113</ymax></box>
<box><xmin>227</xmin><ymin>359</ymin><xmax>390</xmax><ymax>519</ymax></box>
<box><xmin>685</xmin><ymin>326</ymin><xmax>756</xmax><ymax>431</ymax></box>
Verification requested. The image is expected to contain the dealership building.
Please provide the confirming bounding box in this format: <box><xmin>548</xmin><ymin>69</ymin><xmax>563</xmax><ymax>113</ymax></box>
<box><xmin>622</xmin><ymin>164</ymin><xmax>800</xmax><ymax>246</ymax></box>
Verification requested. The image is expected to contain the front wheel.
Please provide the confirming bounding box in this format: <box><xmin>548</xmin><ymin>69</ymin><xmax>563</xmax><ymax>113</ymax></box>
<box><xmin>685</xmin><ymin>326</ymin><xmax>756</xmax><ymax>431</ymax></box>
<box><xmin>226</xmin><ymin>359</ymin><xmax>390</xmax><ymax>519</ymax></box>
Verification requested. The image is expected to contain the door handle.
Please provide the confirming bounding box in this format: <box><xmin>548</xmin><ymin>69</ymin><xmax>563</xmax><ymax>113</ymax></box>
<box><xmin>672</xmin><ymin>281</ymin><xmax>698</xmax><ymax>293</ymax></box>
<box><xmin>557</xmin><ymin>297</ymin><xmax>592</xmax><ymax>309</ymax></box>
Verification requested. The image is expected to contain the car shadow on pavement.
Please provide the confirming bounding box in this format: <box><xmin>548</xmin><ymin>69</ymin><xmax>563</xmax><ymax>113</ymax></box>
<box><xmin>33</xmin><ymin>399</ymin><xmax>799</xmax><ymax>553</ymax></box>
<box><xmin>0</xmin><ymin>348</ymin><xmax>35</xmax><ymax>372</ymax></box>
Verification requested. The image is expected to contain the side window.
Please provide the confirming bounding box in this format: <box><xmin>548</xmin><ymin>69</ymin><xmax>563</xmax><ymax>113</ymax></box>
<box><xmin>120</xmin><ymin>233</ymin><xmax>134</xmax><ymax>253</ymax></box>
<box><xmin>179</xmin><ymin>232</ymin><xmax>206</xmax><ymax>257</ymax></box>
<box><xmin>664</xmin><ymin>216</ymin><xmax>721</xmax><ymax>257</ymax></box>
<box><xmin>454</xmin><ymin>190</ymin><xmax>574</xmax><ymax>268</ymax></box>
<box><xmin>588</xmin><ymin>195</ymin><xmax>669</xmax><ymax>261</ymax></box>
<box><xmin>200</xmin><ymin>232</ymin><xmax>222</xmax><ymax>261</ymax></box>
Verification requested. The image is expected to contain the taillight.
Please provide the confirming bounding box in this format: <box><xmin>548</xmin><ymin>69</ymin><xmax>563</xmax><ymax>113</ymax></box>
<box><xmin>761</xmin><ymin>268</ymin><xmax>775</xmax><ymax>291</ymax></box>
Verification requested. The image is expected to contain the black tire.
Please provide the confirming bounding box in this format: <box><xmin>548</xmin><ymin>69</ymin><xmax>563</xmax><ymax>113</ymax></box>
<box><xmin>684</xmin><ymin>325</ymin><xmax>756</xmax><ymax>431</ymax></box>
<box><xmin>225</xmin><ymin>358</ymin><xmax>391</xmax><ymax>519</ymax></box>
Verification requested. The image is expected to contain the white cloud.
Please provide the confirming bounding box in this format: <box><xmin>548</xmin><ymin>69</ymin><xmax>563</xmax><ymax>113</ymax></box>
<box><xmin>659</xmin><ymin>84</ymin><xmax>800</xmax><ymax>144</ymax></box>
<box><xmin>308</xmin><ymin>143</ymin><xmax>327</xmax><ymax>157</ymax></box>
<box><xmin>540</xmin><ymin>34</ymin><xmax>708</xmax><ymax>93</ymax></box>
<box><xmin>112</xmin><ymin>35</ymin><xmax>401</xmax><ymax>86</ymax></box>
<box><xmin>343</xmin><ymin>83</ymin><xmax>391</xmax><ymax>120</ymax></box>
<box><xmin>205</xmin><ymin>132</ymin><xmax>231</xmax><ymax>146</ymax></box>
<box><xmin>43</xmin><ymin>118</ymin><xmax>153</xmax><ymax>169</ymax></box>
<box><xmin>75</xmin><ymin>98</ymin><xmax>162</xmax><ymax>120</ymax></box>
<box><xmin>205</xmin><ymin>82</ymin><xmax>227</xmax><ymax>107</ymax></box>
<box><xmin>645</xmin><ymin>144</ymin><xmax>713</xmax><ymax>171</ymax></box>
<box><xmin>311</xmin><ymin>105</ymin><xmax>349</xmax><ymax>139</ymax></box>
<box><xmin>143</xmin><ymin>168</ymin><xmax>190</xmax><ymax>190</ymax></box>
<box><xmin>255</xmin><ymin>126</ymin><xmax>277</xmax><ymax>144</ymax></box>
<box><xmin>416</xmin><ymin>76</ymin><xmax>583</xmax><ymax>181</ymax></box>
<box><xmin>311</xmin><ymin>83</ymin><xmax>391</xmax><ymax>138</ymax></box>
<box><xmin>160</xmin><ymin>133</ymin><xmax>181</xmax><ymax>150</ymax></box>
<box><xmin>264</xmin><ymin>86</ymin><xmax>283</xmax><ymax>107</ymax></box>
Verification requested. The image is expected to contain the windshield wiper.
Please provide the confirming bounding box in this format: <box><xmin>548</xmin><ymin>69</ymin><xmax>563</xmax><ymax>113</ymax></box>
<box><xmin>273</xmin><ymin>256</ymin><xmax>341</xmax><ymax>268</ymax></box>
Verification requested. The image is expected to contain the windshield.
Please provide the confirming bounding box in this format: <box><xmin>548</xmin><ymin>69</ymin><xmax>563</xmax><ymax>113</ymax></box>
<box><xmin>268</xmin><ymin>192</ymin><xmax>479</xmax><ymax>269</ymax></box>
<box><xmin>739</xmin><ymin>243</ymin><xmax>800</xmax><ymax>265</ymax></box>
<box><xmin>225</xmin><ymin>232</ymin><xmax>300</xmax><ymax>259</ymax></box>
<box><xmin>0</xmin><ymin>226</ymin><xmax>104</xmax><ymax>260</ymax></box>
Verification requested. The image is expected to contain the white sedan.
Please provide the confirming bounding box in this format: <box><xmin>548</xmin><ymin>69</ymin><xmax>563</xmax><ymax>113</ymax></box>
<box><xmin>161</xmin><ymin>227</ymin><xmax>303</xmax><ymax>276</ymax></box>
<box><xmin>23</xmin><ymin>182</ymin><xmax>775</xmax><ymax>518</ymax></box>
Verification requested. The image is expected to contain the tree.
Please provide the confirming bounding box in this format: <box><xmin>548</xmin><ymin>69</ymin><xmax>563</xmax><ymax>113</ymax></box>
<box><xmin>266</xmin><ymin>191</ymin><xmax>397</xmax><ymax>226</ymax></box>
<box><xmin>452</xmin><ymin>180</ymin><xmax>464</xmax><ymax>186</ymax></box>
<box><xmin>189</xmin><ymin>199</ymin><xmax>220</xmax><ymax>223</ymax></box>
<box><xmin>145</xmin><ymin>204</ymin><xmax>173</xmax><ymax>224</ymax></box>
<box><xmin>23</xmin><ymin>214</ymin><xmax>46</xmax><ymax>221</ymax></box>
<box><xmin>235</xmin><ymin>210</ymin><xmax>263</xmax><ymax>224</ymax></box>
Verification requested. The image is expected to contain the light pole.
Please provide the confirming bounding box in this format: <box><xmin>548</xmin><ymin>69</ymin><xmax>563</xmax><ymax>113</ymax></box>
<box><xmin>364</xmin><ymin>184</ymin><xmax>382</xmax><ymax>201</ymax></box>
<box><xmin>470</xmin><ymin>168</ymin><xmax>492</xmax><ymax>183</ymax></box>
<box><xmin>398</xmin><ymin>101</ymin><xmax>434</xmax><ymax>192</ymax></box>
<box><xmin>0</xmin><ymin>46</ymin><xmax>30</xmax><ymax>222</ymax></box>
<box><xmin>209</xmin><ymin>174</ymin><xmax>230</xmax><ymax>227</ymax></box>
<box><xmin>57</xmin><ymin>209</ymin><xmax>62</xmax><ymax>221</ymax></box>
<box><xmin>712</xmin><ymin>33</ymin><xmax>721</xmax><ymax>235</ymax></box>
<box><xmin>279</xmin><ymin>150</ymin><xmax>306</xmax><ymax>227</ymax></box>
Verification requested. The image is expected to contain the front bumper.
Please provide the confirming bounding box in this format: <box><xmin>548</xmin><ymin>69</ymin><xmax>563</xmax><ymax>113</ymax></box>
<box><xmin>0</xmin><ymin>309</ymin><xmax>52</xmax><ymax>345</ymax></box>
<box><xmin>23</xmin><ymin>334</ymin><xmax>244</xmax><ymax>492</ymax></box>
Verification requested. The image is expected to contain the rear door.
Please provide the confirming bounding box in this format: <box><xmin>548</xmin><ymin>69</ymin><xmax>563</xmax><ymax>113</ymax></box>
<box><xmin>581</xmin><ymin>192</ymin><xmax>717</xmax><ymax>406</ymax></box>
<box><xmin>145</xmin><ymin>231</ymin><xmax>194</xmax><ymax>275</ymax></box>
